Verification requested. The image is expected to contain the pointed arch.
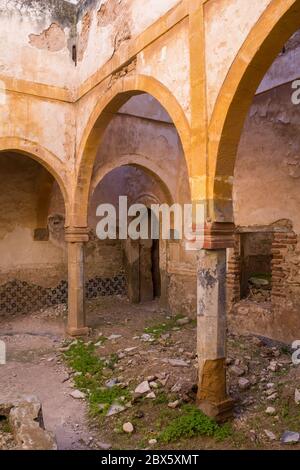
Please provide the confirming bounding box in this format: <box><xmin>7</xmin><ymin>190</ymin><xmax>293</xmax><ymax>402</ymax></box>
<box><xmin>74</xmin><ymin>74</ymin><xmax>191</xmax><ymax>226</ymax></box>
<box><xmin>0</xmin><ymin>137</ymin><xmax>70</xmax><ymax>224</ymax></box>
<box><xmin>208</xmin><ymin>0</ymin><xmax>300</xmax><ymax>221</ymax></box>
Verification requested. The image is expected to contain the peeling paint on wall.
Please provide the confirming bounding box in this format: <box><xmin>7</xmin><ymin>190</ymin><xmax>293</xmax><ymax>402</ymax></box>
<box><xmin>29</xmin><ymin>23</ymin><xmax>66</xmax><ymax>52</ymax></box>
<box><xmin>77</xmin><ymin>11</ymin><xmax>91</xmax><ymax>62</ymax></box>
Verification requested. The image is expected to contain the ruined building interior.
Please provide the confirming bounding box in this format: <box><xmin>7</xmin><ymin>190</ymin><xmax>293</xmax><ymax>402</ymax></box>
<box><xmin>1</xmin><ymin>0</ymin><xmax>300</xmax><ymax>451</ymax></box>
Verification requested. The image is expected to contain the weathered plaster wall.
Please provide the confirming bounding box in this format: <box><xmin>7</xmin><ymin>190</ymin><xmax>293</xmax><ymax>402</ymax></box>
<box><xmin>76</xmin><ymin>0</ymin><xmax>182</xmax><ymax>84</ymax></box>
<box><xmin>258</xmin><ymin>31</ymin><xmax>300</xmax><ymax>94</ymax></box>
<box><xmin>136</xmin><ymin>18</ymin><xmax>190</xmax><ymax>121</ymax></box>
<box><xmin>232</xmin><ymin>77</ymin><xmax>300</xmax><ymax>342</ymax></box>
<box><xmin>0</xmin><ymin>0</ymin><xmax>76</xmax><ymax>88</ymax></box>
<box><xmin>205</xmin><ymin>0</ymin><xmax>272</xmax><ymax>118</ymax></box>
<box><xmin>0</xmin><ymin>152</ymin><xmax>66</xmax><ymax>288</ymax></box>
<box><xmin>234</xmin><ymin>83</ymin><xmax>300</xmax><ymax>233</ymax></box>
<box><xmin>0</xmin><ymin>91</ymin><xmax>76</xmax><ymax>167</ymax></box>
<box><xmin>91</xmin><ymin>106</ymin><xmax>190</xmax><ymax>204</ymax></box>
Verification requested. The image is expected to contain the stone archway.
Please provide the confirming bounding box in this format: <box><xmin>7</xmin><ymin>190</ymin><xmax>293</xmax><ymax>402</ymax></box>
<box><xmin>73</xmin><ymin>74</ymin><xmax>191</xmax><ymax>228</ymax></box>
<box><xmin>208</xmin><ymin>0</ymin><xmax>300</xmax><ymax>223</ymax></box>
<box><xmin>0</xmin><ymin>143</ymin><xmax>69</xmax><ymax>317</ymax></box>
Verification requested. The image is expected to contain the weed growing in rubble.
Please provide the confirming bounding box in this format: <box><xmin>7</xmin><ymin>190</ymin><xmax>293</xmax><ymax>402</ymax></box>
<box><xmin>144</xmin><ymin>315</ymin><xmax>184</xmax><ymax>339</ymax></box>
<box><xmin>63</xmin><ymin>341</ymin><xmax>129</xmax><ymax>417</ymax></box>
<box><xmin>159</xmin><ymin>405</ymin><xmax>232</xmax><ymax>443</ymax></box>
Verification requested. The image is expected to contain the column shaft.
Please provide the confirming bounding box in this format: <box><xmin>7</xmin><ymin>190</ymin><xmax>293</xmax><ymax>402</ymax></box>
<box><xmin>65</xmin><ymin>228</ymin><xmax>89</xmax><ymax>336</ymax></box>
<box><xmin>197</xmin><ymin>249</ymin><xmax>233</xmax><ymax>421</ymax></box>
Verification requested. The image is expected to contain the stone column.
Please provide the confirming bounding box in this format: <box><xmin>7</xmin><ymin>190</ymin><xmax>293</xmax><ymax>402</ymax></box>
<box><xmin>196</xmin><ymin>222</ymin><xmax>235</xmax><ymax>422</ymax></box>
<box><xmin>65</xmin><ymin>227</ymin><xmax>89</xmax><ymax>336</ymax></box>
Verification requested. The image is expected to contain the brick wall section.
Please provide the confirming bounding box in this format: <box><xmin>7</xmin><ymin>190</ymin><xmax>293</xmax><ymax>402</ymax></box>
<box><xmin>271</xmin><ymin>231</ymin><xmax>297</xmax><ymax>302</ymax></box>
<box><xmin>227</xmin><ymin>234</ymin><xmax>241</xmax><ymax>309</ymax></box>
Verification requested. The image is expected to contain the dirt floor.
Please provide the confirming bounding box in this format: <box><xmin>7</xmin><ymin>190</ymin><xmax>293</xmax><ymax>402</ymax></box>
<box><xmin>1</xmin><ymin>296</ymin><xmax>300</xmax><ymax>450</ymax></box>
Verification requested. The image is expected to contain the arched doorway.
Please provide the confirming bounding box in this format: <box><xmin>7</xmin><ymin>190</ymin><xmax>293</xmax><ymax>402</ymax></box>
<box><xmin>88</xmin><ymin>163</ymin><xmax>174</xmax><ymax>307</ymax></box>
<box><xmin>0</xmin><ymin>149</ymin><xmax>67</xmax><ymax>316</ymax></box>
<box><xmin>68</xmin><ymin>82</ymin><xmax>193</xmax><ymax>334</ymax></box>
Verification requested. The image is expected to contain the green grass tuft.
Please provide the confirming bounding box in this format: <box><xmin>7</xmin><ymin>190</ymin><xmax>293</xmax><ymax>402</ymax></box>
<box><xmin>144</xmin><ymin>315</ymin><xmax>184</xmax><ymax>339</ymax></box>
<box><xmin>63</xmin><ymin>341</ymin><xmax>129</xmax><ymax>417</ymax></box>
<box><xmin>159</xmin><ymin>405</ymin><xmax>232</xmax><ymax>443</ymax></box>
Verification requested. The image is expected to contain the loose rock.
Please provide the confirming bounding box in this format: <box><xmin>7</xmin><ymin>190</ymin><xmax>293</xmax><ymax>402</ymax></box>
<box><xmin>281</xmin><ymin>431</ymin><xmax>300</xmax><ymax>444</ymax></box>
<box><xmin>264</xmin><ymin>430</ymin><xmax>276</xmax><ymax>441</ymax></box>
<box><xmin>70</xmin><ymin>390</ymin><xmax>85</xmax><ymax>400</ymax></box>
<box><xmin>123</xmin><ymin>422</ymin><xmax>134</xmax><ymax>434</ymax></box>
<box><xmin>135</xmin><ymin>381</ymin><xmax>151</xmax><ymax>395</ymax></box>
<box><xmin>238</xmin><ymin>378</ymin><xmax>251</xmax><ymax>390</ymax></box>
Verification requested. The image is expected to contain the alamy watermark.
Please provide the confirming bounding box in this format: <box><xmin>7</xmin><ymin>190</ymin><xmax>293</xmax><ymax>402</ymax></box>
<box><xmin>292</xmin><ymin>340</ymin><xmax>300</xmax><ymax>365</ymax></box>
<box><xmin>95</xmin><ymin>196</ymin><xmax>205</xmax><ymax>251</ymax></box>
<box><xmin>0</xmin><ymin>80</ymin><xmax>6</xmax><ymax>106</ymax></box>
<box><xmin>291</xmin><ymin>80</ymin><xmax>300</xmax><ymax>105</ymax></box>
<box><xmin>0</xmin><ymin>340</ymin><xmax>6</xmax><ymax>365</ymax></box>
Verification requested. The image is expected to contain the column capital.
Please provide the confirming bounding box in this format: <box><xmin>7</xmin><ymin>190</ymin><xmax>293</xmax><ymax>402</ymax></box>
<box><xmin>65</xmin><ymin>227</ymin><xmax>90</xmax><ymax>243</ymax></box>
<box><xmin>203</xmin><ymin>222</ymin><xmax>235</xmax><ymax>250</ymax></box>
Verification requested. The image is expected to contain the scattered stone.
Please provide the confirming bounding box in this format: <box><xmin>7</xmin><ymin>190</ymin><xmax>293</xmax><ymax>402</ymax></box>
<box><xmin>168</xmin><ymin>400</ymin><xmax>180</xmax><ymax>409</ymax></box>
<box><xmin>281</xmin><ymin>431</ymin><xmax>300</xmax><ymax>445</ymax></box>
<box><xmin>147</xmin><ymin>375</ymin><xmax>157</xmax><ymax>382</ymax></box>
<box><xmin>135</xmin><ymin>381</ymin><xmax>151</xmax><ymax>395</ymax></box>
<box><xmin>106</xmin><ymin>403</ymin><xmax>126</xmax><ymax>417</ymax></box>
<box><xmin>124</xmin><ymin>347</ymin><xmax>138</xmax><ymax>353</ymax></box>
<box><xmin>176</xmin><ymin>317</ymin><xmax>190</xmax><ymax>326</ymax></box>
<box><xmin>265</xmin><ymin>407</ymin><xmax>276</xmax><ymax>415</ymax></box>
<box><xmin>266</xmin><ymin>393</ymin><xmax>278</xmax><ymax>401</ymax></box>
<box><xmin>149</xmin><ymin>439</ymin><xmax>157</xmax><ymax>446</ymax></box>
<box><xmin>265</xmin><ymin>388</ymin><xmax>276</xmax><ymax>396</ymax></box>
<box><xmin>150</xmin><ymin>381</ymin><xmax>159</xmax><ymax>389</ymax></box>
<box><xmin>264</xmin><ymin>430</ymin><xmax>276</xmax><ymax>441</ymax></box>
<box><xmin>230</xmin><ymin>365</ymin><xmax>245</xmax><ymax>377</ymax></box>
<box><xmin>249</xmin><ymin>277</ymin><xmax>269</xmax><ymax>287</ymax></box>
<box><xmin>70</xmin><ymin>390</ymin><xmax>85</xmax><ymax>400</ymax></box>
<box><xmin>168</xmin><ymin>359</ymin><xmax>189</xmax><ymax>368</ymax></box>
<box><xmin>158</xmin><ymin>376</ymin><xmax>169</xmax><ymax>387</ymax></box>
<box><xmin>266</xmin><ymin>383</ymin><xmax>275</xmax><ymax>389</ymax></box>
<box><xmin>108</xmin><ymin>334</ymin><xmax>122</xmax><ymax>341</ymax></box>
<box><xmin>161</xmin><ymin>333</ymin><xmax>171</xmax><ymax>341</ymax></box>
<box><xmin>171</xmin><ymin>382</ymin><xmax>182</xmax><ymax>393</ymax></box>
<box><xmin>105</xmin><ymin>379</ymin><xmax>119</xmax><ymax>389</ymax></box>
<box><xmin>295</xmin><ymin>389</ymin><xmax>300</xmax><ymax>405</ymax></box>
<box><xmin>238</xmin><ymin>378</ymin><xmax>251</xmax><ymax>390</ymax></box>
<box><xmin>140</xmin><ymin>334</ymin><xmax>154</xmax><ymax>342</ymax></box>
<box><xmin>249</xmin><ymin>375</ymin><xmax>257</xmax><ymax>385</ymax></box>
<box><xmin>268</xmin><ymin>361</ymin><xmax>279</xmax><ymax>372</ymax></box>
<box><xmin>123</xmin><ymin>422</ymin><xmax>134</xmax><ymax>434</ymax></box>
<box><xmin>98</xmin><ymin>442</ymin><xmax>112</xmax><ymax>450</ymax></box>
<box><xmin>146</xmin><ymin>392</ymin><xmax>156</xmax><ymax>399</ymax></box>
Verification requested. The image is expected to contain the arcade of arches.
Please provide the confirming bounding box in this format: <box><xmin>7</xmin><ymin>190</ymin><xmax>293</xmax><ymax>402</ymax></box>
<box><xmin>1</xmin><ymin>0</ymin><xmax>300</xmax><ymax>422</ymax></box>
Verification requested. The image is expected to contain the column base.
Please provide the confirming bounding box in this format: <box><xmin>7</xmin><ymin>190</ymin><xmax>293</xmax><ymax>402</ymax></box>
<box><xmin>197</xmin><ymin>397</ymin><xmax>234</xmax><ymax>423</ymax></box>
<box><xmin>66</xmin><ymin>326</ymin><xmax>89</xmax><ymax>337</ymax></box>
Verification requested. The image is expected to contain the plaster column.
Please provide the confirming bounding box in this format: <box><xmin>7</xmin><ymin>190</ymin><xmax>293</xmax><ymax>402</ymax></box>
<box><xmin>65</xmin><ymin>227</ymin><xmax>89</xmax><ymax>336</ymax></box>
<box><xmin>196</xmin><ymin>223</ymin><xmax>235</xmax><ymax>422</ymax></box>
